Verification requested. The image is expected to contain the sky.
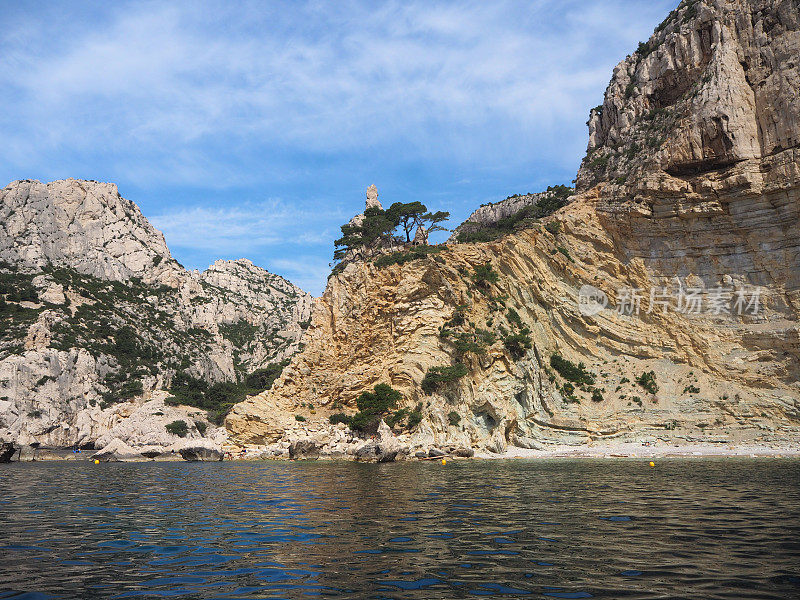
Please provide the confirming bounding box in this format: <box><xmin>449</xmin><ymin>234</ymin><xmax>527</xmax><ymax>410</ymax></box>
<box><xmin>0</xmin><ymin>0</ymin><xmax>676</xmax><ymax>295</ymax></box>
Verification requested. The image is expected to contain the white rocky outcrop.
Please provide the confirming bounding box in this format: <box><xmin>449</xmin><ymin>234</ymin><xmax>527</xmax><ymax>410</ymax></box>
<box><xmin>0</xmin><ymin>179</ymin><xmax>313</xmax><ymax>450</ymax></box>
<box><xmin>0</xmin><ymin>179</ymin><xmax>176</xmax><ymax>283</ymax></box>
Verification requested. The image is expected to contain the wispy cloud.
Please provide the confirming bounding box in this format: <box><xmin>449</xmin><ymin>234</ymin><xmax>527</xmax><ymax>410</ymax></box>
<box><xmin>150</xmin><ymin>200</ymin><xmax>341</xmax><ymax>253</ymax></box>
<box><xmin>0</xmin><ymin>0</ymin><xmax>677</xmax><ymax>294</ymax></box>
<box><xmin>0</xmin><ymin>0</ymin><xmax>675</xmax><ymax>183</ymax></box>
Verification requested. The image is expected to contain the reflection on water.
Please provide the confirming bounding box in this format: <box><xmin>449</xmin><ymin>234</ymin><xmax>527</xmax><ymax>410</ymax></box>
<box><xmin>1</xmin><ymin>459</ymin><xmax>799</xmax><ymax>599</ymax></box>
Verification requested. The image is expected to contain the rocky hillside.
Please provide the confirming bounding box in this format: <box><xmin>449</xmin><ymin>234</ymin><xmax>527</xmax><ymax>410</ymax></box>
<box><xmin>447</xmin><ymin>186</ymin><xmax>573</xmax><ymax>243</ymax></box>
<box><xmin>0</xmin><ymin>179</ymin><xmax>312</xmax><ymax>449</ymax></box>
<box><xmin>226</xmin><ymin>0</ymin><xmax>800</xmax><ymax>455</ymax></box>
<box><xmin>576</xmin><ymin>0</ymin><xmax>799</xmax><ymax>193</ymax></box>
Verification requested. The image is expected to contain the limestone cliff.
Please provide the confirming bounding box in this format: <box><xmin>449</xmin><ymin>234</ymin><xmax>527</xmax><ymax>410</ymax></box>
<box><xmin>0</xmin><ymin>179</ymin><xmax>312</xmax><ymax>449</ymax></box>
<box><xmin>447</xmin><ymin>187</ymin><xmax>573</xmax><ymax>243</ymax></box>
<box><xmin>226</xmin><ymin>0</ymin><xmax>800</xmax><ymax>454</ymax></box>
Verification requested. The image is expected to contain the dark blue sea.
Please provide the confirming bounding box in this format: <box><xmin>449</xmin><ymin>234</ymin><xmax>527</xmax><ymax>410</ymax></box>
<box><xmin>1</xmin><ymin>459</ymin><xmax>799</xmax><ymax>599</ymax></box>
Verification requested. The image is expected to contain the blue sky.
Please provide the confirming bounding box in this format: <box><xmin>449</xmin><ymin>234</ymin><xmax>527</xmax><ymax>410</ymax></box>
<box><xmin>0</xmin><ymin>0</ymin><xmax>676</xmax><ymax>295</ymax></box>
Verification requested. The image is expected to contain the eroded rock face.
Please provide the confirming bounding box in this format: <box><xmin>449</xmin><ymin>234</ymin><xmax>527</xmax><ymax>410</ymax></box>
<box><xmin>92</xmin><ymin>438</ymin><xmax>141</xmax><ymax>462</ymax></box>
<box><xmin>1</xmin><ymin>179</ymin><xmax>175</xmax><ymax>283</ymax></box>
<box><xmin>177</xmin><ymin>439</ymin><xmax>224</xmax><ymax>462</ymax></box>
<box><xmin>447</xmin><ymin>189</ymin><xmax>572</xmax><ymax>242</ymax></box>
<box><xmin>0</xmin><ymin>179</ymin><xmax>312</xmax><ymax>449</ymax></box>
<box><xmin>227</xmin><ymin>0</ymin><xmax>800</xmax><ymax>453</ymax></box>
<box><xmin>576</xmin><ymin>0</ymin><xmax>799</xmax><ymax>191</ymax></box>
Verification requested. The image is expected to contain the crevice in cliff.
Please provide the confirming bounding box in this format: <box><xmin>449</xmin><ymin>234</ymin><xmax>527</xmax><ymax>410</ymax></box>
<box><xmin>665</xmin><ymin>157</ymin><xmax>745</xmax><ymax>177</ymax></box>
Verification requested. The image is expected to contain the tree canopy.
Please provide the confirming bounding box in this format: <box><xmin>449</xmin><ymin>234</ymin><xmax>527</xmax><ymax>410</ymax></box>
<box><xmin>333</xmin><ymin>200</ymin><xmax>450</xmax><ymax>264</ymax></box>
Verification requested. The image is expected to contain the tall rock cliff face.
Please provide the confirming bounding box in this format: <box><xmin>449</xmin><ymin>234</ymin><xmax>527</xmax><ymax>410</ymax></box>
<box><xmin>1</xmin><ymin>179</ymin><xmax>177</xmax><ymax>284</ymax></box>
<box><xmin>0</xmin><ymin>179</ymin><xmax>312</xmax><ymax>449</ymax></box>
<box><xmin>576</xmin><ymin>0</ymin><xmax>799</xmax><ymax>191</ymax></box>
<box><xmin>227</xmin><ymin>0</ymin><xmax>800</xmax><ymax>453</ymax></box>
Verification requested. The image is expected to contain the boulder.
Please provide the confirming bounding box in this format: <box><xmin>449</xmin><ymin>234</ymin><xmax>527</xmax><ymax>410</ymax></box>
<box><xmin>453</xmin><ymin>446</ymin><xmax>475</xmax><ymax>458</ymax></box>
<box><xmin>427</xmin><ymin>447</ymin><xmax>446</xmax><ymax>458</ymax></box>
<box><xmin>1</xmin><ymin>442</ymin><xmax>18</xmax><ymax>463</ymax></box>
<box><xmin>354</xmin><ymin>421</ymin><xmax>407</xmax><ymax>462</ymax></box>
<box><xmin>92</xmin><ymin>438</ymin><xmax>141</xmax><ymax>462</ymax></box>
<box><xmin>288</xmin><ymin>438</ymin><xmax>322</xmax><ymax>459</ymax></box>
<box><xmin>177</xmin><ymin>439</ymin><xmax>224</xmax><ymax>462</ymax></box>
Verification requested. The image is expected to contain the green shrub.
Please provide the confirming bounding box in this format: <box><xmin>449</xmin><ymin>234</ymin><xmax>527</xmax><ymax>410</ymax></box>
<box><xmin>35</xmin><ymin>375</ymin><xmax>53</xmax><ymax>387</ymax></box>
<box><xmin>550</xmin><ymin>354</ymin><xmax>595</xmax><ymax>386</ymax></box>
<box><xmin>591</xmin><ymin>388</ymin><xmax>604</xmax><ymax>403</ymax></box>
<box><xmin>507</xmin><ymin>308</ymin><xmax>522</xmax><ymax>327</ymax></box>
<box><xmin>245</xmin><ymin>361</ymin><xmax>288</xmax><ymax>390</ymax></box>
<box><xmin>166</xmin><ymin>420</ymin><xmax>188</xmax><ymax>437</ymax></box>
<box><xmin>349</xmin><ymin>383</ymin><xmax>403</xmax><ymax>432</ymax></box>
<box><xmin>683</xmin><ymin>384</ymin><xmax>700</xmax><ymax>395</ymax></box>
<box><xmin>448</xmin><ymin>411</ymin><xmax>461</xmax><ymax>426</ymax></box>
<box><xmin>556</xmin><ymin>246</ymin><xmax>573</xmax><ymax>261</ymax></box>
<box><xmin>452</xmin><ymin>333</ymin><xmax>488</xmax><ymax>357</ymax></box>
<box><xmin>637</xmin><ymin>371</ymin><xmax>658</xmax><ymax>395</ymax></box>
<box><xmin>624</xmin><ymin>141</ymin><xmax>641</xmax><ymax>160</ymax></box>
<box><xmin>27</xmin><ymin>410</ymin><xmax>42</xmax><ymax>418</ymax></box>
<box><xmin>422</xmin><ymin>363</ymin><xmax>469</xmax><ymax>394</ymax></box>
<box><xmin>503</xmin><ymin>329</ymin><xmax>532</xmax><ymax>359</ymax></box>
<box><xmin>119</xmin><ymin>379</ymin><xmax>143</xmax><ymax>400</ymax></box>
<box><xmin>444</xmin><ymin>306</ymin><xmax>467</xmax><ymax>328</ymax></box>
<box><xmin>590</xmin><ymin>155</ymin><xmax>609</xmax><ymax>171</ymax></box>
<box><xmin>329</xmin><ymin>413</ymin><xmax>352</xmax><ymax>426</ymax></box>
<box><xmin>544</xmin><ymin>221</ymin><xmax>561</xmax><ymax>235</ymax></box>
<box><xmin>357</xmin><ymin>383</ymin><xmax>401</xmax><ymax>413</ymax></box>
<box><xmin>471</xmin><ymin>262</ymin><xmax>499</xmax><ymax>288</ymax></box>
<box><xmin>168</xmin><ymin>366</ymin><xmax>285</xmax><ymax>425</ymax></box>
<box><xmin>194</xmin><ymin>421</ymin><xmax>208</xmax><ymax>435</ymax></box>
<box><xmin>385</xmin><ymin>408</ymin><xmax>409</xmax><ymax>428</ymax></box>
<box><xmin>295</xmin><ymin>415</ymin><xmax>306</xmax><ymax>422</ymax></box>
<box><xmin>407</xmin><ymin>403</ymin><xmax>423</xmax><ymax>429</ymax></box>
<box><xmin>349</xmin><ymin>411</ymin><xmax>373</xmax><ymax>431</ymax></box>
<box><xmin>476</xmin><ymin>328</ymin><xmax>496</xmax><ymax>345</ymax></box>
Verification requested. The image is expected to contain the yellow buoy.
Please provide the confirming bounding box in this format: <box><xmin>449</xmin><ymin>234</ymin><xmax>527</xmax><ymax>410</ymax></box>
<box><xmin>441</xmin><ymin>458</ymin><xmax>446</xmax><ymax>465</ymax></box>
<box><xmin>94</xmin><ymin>459</ymin><xmax>100</xmax><ymax>464</ymax></box>
<box><xmin>649</xmin><ymin>461</ymin><xmax>655</xmax><ymax>467</ymax></box>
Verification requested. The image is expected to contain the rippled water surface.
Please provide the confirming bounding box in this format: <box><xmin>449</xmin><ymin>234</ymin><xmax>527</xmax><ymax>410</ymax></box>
<box><xmin>1</xmin><ymin>459</ymin><xmax>799</xmax><ymax>599</ymax></box>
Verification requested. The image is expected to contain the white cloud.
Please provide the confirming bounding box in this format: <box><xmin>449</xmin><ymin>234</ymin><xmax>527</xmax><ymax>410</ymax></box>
<box><xmin>0</xmin><ymin>0</ymin><xmax>676</xmax><ymax>183</ymax></box>
<box><xmin>150</xmin><ymin>199</ymin><xmax>342</xmax><ymax>254</ymax></box>
<box><xmin>0</xmin><ymin>0</ymin><xmax>678</xmax><ymax>294</ymax></box>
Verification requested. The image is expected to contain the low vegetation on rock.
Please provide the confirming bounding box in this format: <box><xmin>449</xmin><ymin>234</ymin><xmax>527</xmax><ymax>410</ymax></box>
<box><xmin>167</xmin><ymin>362</ymin><xmax>288</xmax><ymax>424</ymax></box>
<box><xmin>637</xmin><ymin>371</ymin><xmax>659</xmax><ymax>395</ymax></box>
<box><xmin>422</xmin><ymin>363</ymin><xmax>469</xmax><ymax>394</ymax></box>
<box><xmin>550</xmin><ymin>354</ymin><xmax>595</xmax><ymax>386</ymax></box>
<box><xmin>165</xmin><ymin>420</ymin><xmax>188</xmax><ymax>437</ymax></box>
<box><xmin>455</xmin><ymin>185</ymin><xmax>572</xmax><ymax>243</ymax></box>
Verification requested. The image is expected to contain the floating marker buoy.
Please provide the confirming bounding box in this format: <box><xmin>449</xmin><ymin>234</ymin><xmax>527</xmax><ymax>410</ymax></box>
<box><xmin>441</xmin><ymin>458</ymin><xmax>446</xmax><ymax>465</ymax></box>
<box><xmin>649</xmin><ymin>461</ymin><xmax>655</xmax><ymax>467</ymax></box>
<box><xmin>94</xmin><ymin>459</ymin><xmax>100</xmax><ymax>464</ymax></box>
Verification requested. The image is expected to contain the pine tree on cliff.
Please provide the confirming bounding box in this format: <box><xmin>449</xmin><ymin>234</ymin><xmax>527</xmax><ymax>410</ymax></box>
<box><xmin>334</xmin><ymin>200</ymin><xmax>450</xmax><ymax>263</ymax></box>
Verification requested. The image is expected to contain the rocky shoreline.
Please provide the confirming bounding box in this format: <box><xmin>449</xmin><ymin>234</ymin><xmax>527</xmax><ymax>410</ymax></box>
<box><xmin>6</xmin><ymin>442</ymin><xmax>798</xmax><ymax>462</ymax></box>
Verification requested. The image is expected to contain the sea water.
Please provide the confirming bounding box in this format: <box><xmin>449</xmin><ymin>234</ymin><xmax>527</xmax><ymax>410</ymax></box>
<box><xmin>1</xmin><ymin>459</ymin><xmax>798</xmax><ymax>599</ymax></box>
